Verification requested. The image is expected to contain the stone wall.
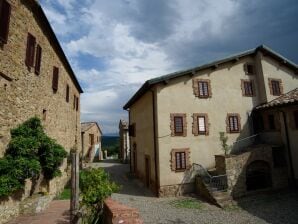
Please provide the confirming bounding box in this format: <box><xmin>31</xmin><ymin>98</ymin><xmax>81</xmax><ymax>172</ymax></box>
<box><xmin>215</xmin><ymin>145</ymin><xmax>289</xmax><ymax>198</ymax></box>
<box><xmin>158</xmin><ymin>183</ymin><xmax>194</xmax><ymax>197</ymax></box>
<box><xmin>81</xmin><ymin>124</ymin><xmax>102</xmax><ymax>162</ymax></box>
<box><xmin>0</xmin><ymin>0</ymin><xmax>82</xmax><ymax>222</ymax></box>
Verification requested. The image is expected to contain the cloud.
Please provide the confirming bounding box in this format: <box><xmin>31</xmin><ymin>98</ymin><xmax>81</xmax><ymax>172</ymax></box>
<box><xmin>40</xmin><ymin>0</ymin><xmax>298</xmax><ymax>134</ymax></box>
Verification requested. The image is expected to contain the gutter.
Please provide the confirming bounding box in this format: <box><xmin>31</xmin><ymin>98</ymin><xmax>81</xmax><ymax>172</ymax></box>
<box><xmin>150</xmin><ymin>89</ymin><xmax>159</xmax><ymax>196</ymax></box>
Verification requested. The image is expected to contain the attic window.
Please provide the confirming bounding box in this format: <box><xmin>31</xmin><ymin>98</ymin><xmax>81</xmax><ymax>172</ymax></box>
<box><xmin>244</xmin><ymin>63</ymin><xmax>255</xmax><ymax>75</ymax></box>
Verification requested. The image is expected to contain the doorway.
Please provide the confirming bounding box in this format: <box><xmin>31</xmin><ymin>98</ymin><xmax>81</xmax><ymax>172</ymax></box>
<box><xmin>246</xmin><ymin>160</ymin><xmax>272</xmax><ymax>191</ymax></box>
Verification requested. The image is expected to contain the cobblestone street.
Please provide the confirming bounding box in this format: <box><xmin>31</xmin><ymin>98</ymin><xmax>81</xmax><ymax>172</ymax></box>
<box><xmin>95</xmin><ymin>161</ymin><xmax>298</xmax><ymax>224</ymax></box>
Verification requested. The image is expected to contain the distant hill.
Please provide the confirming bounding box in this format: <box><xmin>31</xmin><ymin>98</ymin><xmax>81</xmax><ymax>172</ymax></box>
<box><xmin>102</xmin><ymin>136</ymin><xmax>120</xmax><ymax>156</ymax></box>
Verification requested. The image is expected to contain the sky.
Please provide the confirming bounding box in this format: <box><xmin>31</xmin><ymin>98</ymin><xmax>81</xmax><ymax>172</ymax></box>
<box><xmin>39</xmin><ymin>0</ymin><xmax>298</xmax><ymax>135</ymax></box>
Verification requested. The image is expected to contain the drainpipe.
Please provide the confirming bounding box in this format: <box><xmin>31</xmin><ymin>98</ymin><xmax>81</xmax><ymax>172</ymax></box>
<box><xmin>150</xmin><ymin>89</ymin><xmax>159</xmax><ymax>197</ymax></box>
<box><xmin>280</xmin><ymin>110</ymin><xmax>296</xmax><ymax>186</ymax></box>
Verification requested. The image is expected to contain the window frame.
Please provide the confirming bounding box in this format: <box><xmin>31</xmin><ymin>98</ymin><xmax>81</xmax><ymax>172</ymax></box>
<box><xmin>268</xmin><ymin>78</ymin><xmax>283</xmax><ymax>96</ymax></box>
<box><xmin>170</xmin><ymin>113</ymin><xmax>187</xmax><ymax>137</ymax></box>
<box><xmin>226</xmin><ymin>113</ymin><xmax>241</xmax><ymax>133</ymax></box>
<box><xmin>25</xmin><ymin>33</ymin><xmax>36</xmax><ymax>68</ymax></box>
<box><xmin>192</xmin><ymin>113</ymin><xmax>209</xmax><ymax>136</ymax></box>
<box><xmin>241</xmin><ymin>79</ymin><xmax>254</xmax><ymax>97</ymax></box>
<box><xmin>66</xmin><ymin>84</ymin><xmax>70</xmax><ymax>103</ymax></box>
<box><xmin>52</xmin><ymin>66</ymin><xmax>59</xmax><ymax>92</ymax></box>
<box><xmin>198</xmin><ymin>81</ymin><xmax>209</xmax><ymax>98</ymax></box>
<box><xmin>244</xmin><ymin>63</ymin><xmax>255</xmax><ymax>75</ymax></box>
<box><xmin>175</xmin><ymin>152</ymin><xmax>186</xmax><ymax>171</ymax></box>
<box><xmin>171</xmin><ymin>148</ymin><xmax>190</xmax><ymax>172</ymax></box>
<box><xmin>174</xmin><ymin>116</ymin><xmax>184</xmax><ymax>135</ymax></box>
<box><xmin>0</xmin><ymin>0</ymin><xmax>11</xmax><ymax>45</ymax></box>
<box><xmin>192</xmin><ymin>78</ymin><xmax>212</xmax><ymax>98</ymax></box>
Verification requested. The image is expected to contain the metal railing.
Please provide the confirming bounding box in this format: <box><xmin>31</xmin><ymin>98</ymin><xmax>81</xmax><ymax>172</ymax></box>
<box><xmin>231</xmin><ymin>134</ymin><xmax>260</xmax><ymax>154</ymax></box>
<box><xmin>193</xmin><ymin>163</ymin><xmax>228</xmax><ymax>192</ymax></box>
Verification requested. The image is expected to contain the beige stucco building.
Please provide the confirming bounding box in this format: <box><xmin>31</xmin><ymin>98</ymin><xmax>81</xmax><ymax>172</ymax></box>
<box><xmin>123</xmin><ymin>45</ymin><xmax>298</xmax><ymax>196</ymax></box>
<box><xmin>81</xmin><ymin>122</ymin><xmax>103</xmax><ymax>163</ymax></box>
<box><xmin>119</xmin><ymin>120</ymin><xmax>130</xmax><ymax>163</ymax></box>
<box><xmin>0</xmin><ymin>0</ymin><xmax>83</xmax><ymax>222</ymax></box>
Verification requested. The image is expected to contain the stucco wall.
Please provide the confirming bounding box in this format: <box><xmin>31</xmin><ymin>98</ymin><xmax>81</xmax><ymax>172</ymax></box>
<box><xmin>156</xmin><ymin>57</ymin><xmax>261</xmax><ymax>187</ymax></box>
<box><xmin>129</xmin><ymin>91</ymin><xmax>156</xmax><ymax>190</ymax></box>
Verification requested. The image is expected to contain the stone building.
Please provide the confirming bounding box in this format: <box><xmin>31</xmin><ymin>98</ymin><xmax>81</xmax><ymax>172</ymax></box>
<box><xmin>0</xmin><ymin>0</ymin><xmax>83</xmax><ymax>222</ymax></box>
<box><xmin>123</xmin><ymin>45</ymin><xmax>298</xmax><ymax>197</ymax></box>
<box><xmin>81</xmin><ymin>122</ymin><xmax>103</xmax><ymax>163</ymax></box>
<box><xmin>119</xmin><ymin>119</ymin><xmax>130</xmax><ymax>163</ymax></box>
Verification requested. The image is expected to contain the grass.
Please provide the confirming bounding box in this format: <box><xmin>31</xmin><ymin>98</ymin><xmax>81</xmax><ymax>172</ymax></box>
<box><xmin>171</xmin><ymin>198</ymin><xmax>203</xmax><ymax>209</ymax></box>
<box><xmin>55</xmin><ymin>187</ymin><xmax>71</xmax><ymax>200</ymax></box>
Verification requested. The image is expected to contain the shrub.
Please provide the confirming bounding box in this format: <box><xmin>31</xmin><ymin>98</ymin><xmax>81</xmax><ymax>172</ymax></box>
<box><xmin>0</xmin><ymin>117</ymin><xmax>67</xmax><ymax>197</ymax></box>
<box><xmin>80</xmin><ymin>168</ymin><xmax>119</xmax><ymax>223</ymax></box>
<box><xmin>219</xmin><ymin>132</ymin><xmax>231</xmax><ymax>156</ymax></box>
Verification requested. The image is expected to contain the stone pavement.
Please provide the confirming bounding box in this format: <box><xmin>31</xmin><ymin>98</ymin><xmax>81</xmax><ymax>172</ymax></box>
<box><xmin>7</xmin><ymin>200</ymin><xmax>70</xmax><ymax>224</ymax></box>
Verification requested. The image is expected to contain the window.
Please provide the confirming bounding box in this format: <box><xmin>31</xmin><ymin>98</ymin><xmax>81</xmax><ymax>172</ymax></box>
<box><xmin>42</xmin><ymin>109</ymin><xmax>47</xmax><ymax>121</ymax></box>
<box><xmin>129</xmin><ymin>124</ymin><xmax>136</xmax><ymax>137</ymax></box>
<box><xmin>66</xmin><ymin>85</ymin><xmax>70</xmax><ymax>102</ymax></box>
<box><xmin>241</xmin><ymin>80</ymin><xmax>254</xmax><ymax>96</ymax></box>
<box><xmin>52</xmin><ymin>66</ymin><xmax>59</xmax><ymax>91</ymax></box>
<box><xmin>171</xmin><ymin>114</ymin><xmax>187</xmax><ymax>136</ymax></box>
<box><xmin>76</xmin><ymin>96</ymin><xmax>79</xmax><ymax>111</ymax></box>
<box><xmin>294</xmin><ymin>111</ymin><xmax>298</xmax><ymax>129</ymax></box>
<box><xmin>268</xmin><ymin>114</ymin><xmax>276</xmax><ymax>130</ymax></box>
<box><xmin>269</xmin><ymin>78</ymin><xmax>282</xmax><ymax>96</ymax></box>
<box><xmin>227</xmin><ymin>114</ymin><xmax>240</xmax><ymax>133</ymax></box>
<box><xmin>0</xmin><ymin>0</ymin><xmax>11</xmax><ymax>44</ymax></box>
<box><xmin>192</xmin><ymin>79</ymin><xmax>212</xmax><ymax>98</ymax></box>
<box><xmin>174</xmin><ymin>116</ymin><xmax>183</xmax><ymax>135</ymax></box>
<box><xmin>244</xmin><ymin>63</ymin><xmax>255</xmax><ymax>75</ymax></box>
<box><xmin>193</xmin><ymin>113</ymin><xmax>209</xmax><ymax>136</ymax></box>
<box><xmin>25</xmin><ymin>33</ymin><xmax>36</xmax><ymax>67</ymax></box>
<box><xmin>175</xmin><ymin>152</ymin><xmax>186</xmax><ymax>170</ymax></box>
<box><xmin>73</xmin><ymin>95</ymin><xmax>76</xmax><ymax>110</ymax></box>
<box><xmin>171</xmin><ymin>148</ymin><xmax>190</xmax><ymax>172</ymax></box>
<box><xmin>35</xmin><ymin>44</ymin><xmax>42</xmax><ymax>75</ymax></box>
<box><xmin>198</xmin><ymin>81</ymin><xmax>209</xmax><ymax>98</ymax></box>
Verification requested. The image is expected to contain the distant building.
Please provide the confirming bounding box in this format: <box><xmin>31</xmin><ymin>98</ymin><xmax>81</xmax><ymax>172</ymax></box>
<box><xmin>124</xmin><ymin>45</ymin><xmax>298</xmax><ymax>197</ymax></box>
<box><xmin>81</xmin><ymin>122</ymin><xmax>103</xmax><ymax>163</ymax></box>
<box><xmin>0</xmin><ymin>0</ymin><xmax>83</xmax><ymax>222</ymax></box>
<box><xmin>119</xmin><ymin>120</ymin><xmax>130</xmax><ymax>163</ymax></box>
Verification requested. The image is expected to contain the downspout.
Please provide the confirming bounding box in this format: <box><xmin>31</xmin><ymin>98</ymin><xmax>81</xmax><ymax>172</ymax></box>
<box><xmin>280</xmin><ymin>110</ymin><xmax>295</xmax><ymax>185</ymax></box>
<box><xmin>150</xmin><ymin>89</ymin><xmax>159</xmax><ymax>197</ymax></box>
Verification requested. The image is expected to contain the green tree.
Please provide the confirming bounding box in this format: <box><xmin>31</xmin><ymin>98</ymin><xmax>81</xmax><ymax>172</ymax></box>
<box><xmin>219</xmin><ymin>132</ymin><xmax>231</xmax><ymax>156</ymax></box>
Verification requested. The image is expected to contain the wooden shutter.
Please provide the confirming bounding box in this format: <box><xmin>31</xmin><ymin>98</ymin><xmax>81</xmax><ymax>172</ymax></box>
<box><xmin>25</xmin><ymin>33</ymin><xmax>36</xmax><ymax>67</ymax></box>
<box><xmin>73</xmin><ymin>95</ymin><xmax>76</xmax><ymax>109</ymax></box>
<box><xmin>35</xmin><ymin>44</ymin><xmax>42</xmax><ymax>75</ymax></box>
<box><xmin>0</xmin><ymin>0</ymin><xmax>11</xmax><ymax>44</ymax></box>
<box><xmin>52</xmin><ymin>66</ymin><xmax>59</xmax><ymax>91</ymax></box>
<box><xmin>66</xmin><ymin>85</ymin><xmax>70</xmax><ymax>102</ymax></box>
<box><xmin>76</xmin><ymin>96</ymin><xmax>79</xmax><ymax>111</ymax></box>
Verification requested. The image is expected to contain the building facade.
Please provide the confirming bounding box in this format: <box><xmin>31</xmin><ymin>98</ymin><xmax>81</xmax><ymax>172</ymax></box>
<box><xmin>123</xmin><ymin>45</ymin><xmax>298</xmax><ymax>196</ymax></box>
<box><xmin>119</xmin><ymin>120</ymin><xmax>130</xmax><ymax>163</ymax></box>
<box><xmin>81</xmin><ymin>122</ymin><xmax>103</xmax><ymax>163</ymax></box>
<box><xmin>0</xmin><ymin>0</ymin><xmax>83</xmax><ymax>222</ymax></box>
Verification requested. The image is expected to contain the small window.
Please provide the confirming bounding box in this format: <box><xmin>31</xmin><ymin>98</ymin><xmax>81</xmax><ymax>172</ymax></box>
<box><xmin>198</xmin><ymin>116</ymin><xmax>206</xmax><ymax>134</ymax></box>
<box><xmin>227</xmin><ymin>114</ymin><xmax>240</xmax><ymax>133</ymax></box>
<box><xmin>293</xmin><ymin>111</ymin><xmax>298</xmax><ymax>129</ymax></box>
<box><xmin>198</xmin><ymin>81</ymin><xmax>209</xmax><ymax>98</ymax></box>
<box><xmin>35</xmin><ymin>44</ymin><xmax>42</xmax><ymax>75</ymax></box>
<box><xmin>268</xmin><ymin>114</ymin><xmax>276</xmax><ymax>130</ymax></box>
<box><xmin>244</xmin><ymin>63</ymin><xmax>255</xmax><ymax>75</ymax></box>
<box><xmin>76</xmin><ymin>96</ymin><xmax>79</xmax><ymax>111</ymax></box>
<box><xmin>25</xmin><ymin>33</ymin><xmax>36</xmax><ymax>68</ymax></box>
<box><xmin>52</xmin><ymin>66</ymin><xmax>59</xmax><ymax>91</ymax></box>
<box><xmin>0</xmin><ymin>0</ymin><xmax>11</xmax><ymax>44</ymax></box>
<box><xmin>129</xmin><ymin>124</ymin><xmax>136</xmax><ymax>137</ymax></box>
<box><xmin>73</xmin><ymin>95</ymin><xmax>76</xmax><ymax>110</ymax></box>
<box><xmin>242</xmin><ymin>80</ymin><xmax>254</xmax><ymax>96</ymax></box>
<box><xmin>66</xmin><ymin>85</ymin><xmax>70</xmax><ymax>102</ymax></box>
<box><xmin>269</xmin><ymin>79</ymin><xmax>282</xmax><ymax>96</ymax></box>
<box><xmin>175</xmin><ymin>152</ymin><xmax>186</xmax><ymax>170</ymax></box>
<box><xmin>174</xmin><ymin>116</ymin><xmax>183</xmax><ymax>135</ymax></box>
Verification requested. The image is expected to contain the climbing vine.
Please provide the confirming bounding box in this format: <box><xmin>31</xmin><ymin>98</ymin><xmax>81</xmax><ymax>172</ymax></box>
<box><xmin>0</xmin><ymin>117</ymin><xmax>67</xmax><ymax>197</ymax></box>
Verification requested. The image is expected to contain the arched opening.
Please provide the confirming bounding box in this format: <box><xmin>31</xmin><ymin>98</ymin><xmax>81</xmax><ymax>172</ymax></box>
<box><xmin>246</xmin><ymin>160</ymin><xmax>272</xmax><ymax>191</ymax></box>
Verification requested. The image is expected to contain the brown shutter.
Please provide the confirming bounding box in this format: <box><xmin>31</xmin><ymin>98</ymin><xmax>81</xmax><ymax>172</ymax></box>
<box><xmin>52</xmin><ymin>66</ymin><xmax>59</xmax><ymax>91</ymax></box>
<box><xmin>76</xmin><ymin>96</ymin><xmax>79</xmax><ymax>111</ymax></box>
<box><xmin>0</xmin><ymin>0</ymin><xmax>11</xmax><ymax>44</ymax></box>
<box><xmin>73</xmin><ymin>95</ymin><xmax>76</xmax><ymax>109</ymax></box>
<box><xmin>66</xmin><ymin>85</ymin><xmax>70</xmax><ymax>102</ymax></box>
<box><xmin>35</xmin><ymin>44</ymin><xmax>42</xmax><ymax>75</ymax></box>
<box><xmin>25</xmin><ymin>33</ymin><xmax>36</xmax><ymax>67</ymax></box>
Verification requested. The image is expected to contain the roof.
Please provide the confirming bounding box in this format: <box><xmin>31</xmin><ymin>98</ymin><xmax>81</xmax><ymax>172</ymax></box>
<box><xmin>123</xmin><ymin>45</ymin><xmax>298</xmax><ymax>109</ymax></box>
<box><xmin>255</xmin><ymin>88</ymin><xmax>298</xmax><ymax>110</ymax></box>
<box><xmin>81</xmin><ymin>122</ymin><xmax>102</xmax><ymax>134</ymax></box>
<box><xmin>29</xmin><ymin>0</ymin><xmax>83</xmax><ymax>93</ymax></box>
